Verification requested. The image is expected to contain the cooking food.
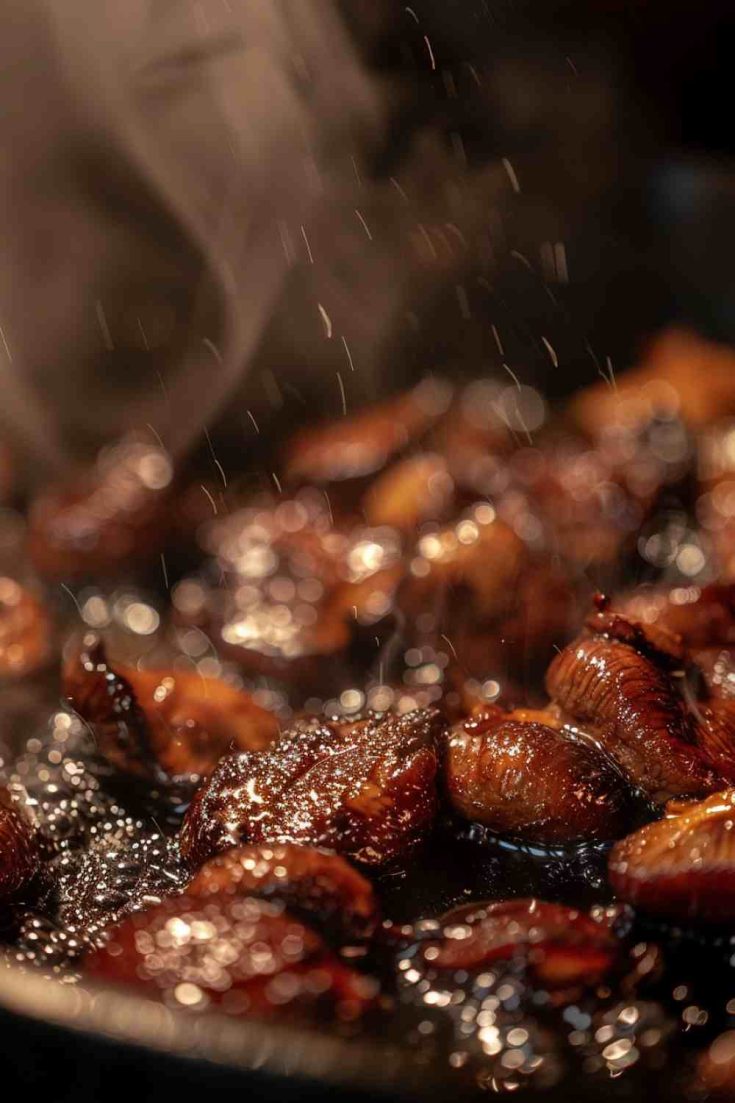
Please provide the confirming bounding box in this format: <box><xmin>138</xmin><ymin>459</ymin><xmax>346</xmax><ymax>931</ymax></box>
<box><xmin>609</xmin><ymin>790</ymin><xmax>735</xmax><ymax>922</ymax></box>
<box><xmin>546</xmin><ymin>606</ymin><xmax>722</xmax><ymax>802</ymax></box>
<box><xmin>404</xmin><ymin>898</ymin><xmax>628</xmax><ymax>992</ymax></box>
<box><xmin>5</xmin><ymin>334</ymin><xmax>735</xmax><ymax>1095</ymax></box>
<box><xmin>441</xmin><ymin>708</ymin><xmax>635</xmax><ymax>844</ymax></box>
<box><xmin>186</xmin><ymin>842</ymin><xmax>380</xmax><ymax>942</ymax></box>
<box><xmin>0</xmin><ymin>788</ymin><xmax>40</xmax><ymax>903</ymax></box>
<box><xmin>84</xmin><ymin>889</ymin><xmax>380</xmax><ymax>1023</ymax></box>
<box><xmin>64</xmin><ymin>634</ymin><xmax>279</xmax><ymax>780</ymax></box>
<box><xmin>180</xmin><ymin>709</ymin><xmax>441</xmax><ymax>867</ymax></box>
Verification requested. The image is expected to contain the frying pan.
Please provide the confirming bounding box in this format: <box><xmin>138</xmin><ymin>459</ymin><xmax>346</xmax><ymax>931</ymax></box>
<box><xmin>2</xmin><ymin>3</ymin><xmax>735</xmax><ymax>1099</ymax></box>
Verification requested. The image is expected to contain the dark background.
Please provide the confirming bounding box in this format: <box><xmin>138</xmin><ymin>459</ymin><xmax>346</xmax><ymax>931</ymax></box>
<box><xmin>341</xmin><ymin>0</ymin><xmax>735</xmax><ymax>394</ymax></box>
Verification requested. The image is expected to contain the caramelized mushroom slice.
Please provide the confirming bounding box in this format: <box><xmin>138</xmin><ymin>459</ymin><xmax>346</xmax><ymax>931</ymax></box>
<box><xmin>64</xmin><ymin>635</ymin><xmax>278</xmax><ymax>781</ymax></box>
<box><xmin>282</xmin><ymin>379</ymin><xmax>451</xmax><ymax>484</ymax></box>
<box><xmin>546</xmin><ymin>618</ymin><xmax>721</xmax><ymax>803</ymax></box>
<box><xmin>584</xmin><ymin>601</ymin><xmax>686</xmax><ymax>665</ymax></box>
<box><xmin>28</xmin><ymin>439</ymin><xmax>174</xmax><ymax>580</ymax></box>
<box><xmin>442</xmin><ymin>710</ymin><xmax>634</xmax><ymax>845</ymax></box>
<box><xmin>84</xmin><ymin>892</ymin><xmax>379</xmax><ymax>1022</ymax></box>
<box><xmin>609</xmin><ymin>789</ymin><xmax>735</xmax><ymax>922</ymax></box>
<box><xmin>0</xmin><ymin>788</ymin><xmax>41</xmax><ymax>902</ymax></box>
<box><xmin>0</xmin><ymin>578</ymin><xmax>51</xmax><ymax>679</ymax></box>
<box><xmin>418</xmin><ymin>898</ymin><xmax>625</xmax><ymax>991</ymax></box>
<box><xmin>187</xmin><ymin>843</ymin><xmax>379</xmax><ymax>942</ymax></box>
<box><xmin>180</xmin><ymin>709</ymin><xmax>441</xmax><ymax>868</ymax></box>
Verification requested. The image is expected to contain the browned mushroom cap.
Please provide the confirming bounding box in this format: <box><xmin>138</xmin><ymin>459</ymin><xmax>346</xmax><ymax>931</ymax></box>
<box><xmin>584</xmin><ymin>600</ymin><xmax>686</xmax><ymax>666</ymax></box>
<box><xmin>609</xmin><ymin>789</ymin><xmax>735</xmax><ymax>922</ymax></box>
<box><xmin>0</xmin><ymin>578</ymin><xmax>51</xmax><ymax>679</ymax></box>
<box><xmin>187</xmin><ymin>843</ymin><xmax>379</xmax><ymax>942</ymax></box>
<box><xmin>501</xmin><ymin>439</ymin><xmax>654</xmax><ymax>574</ymax></box>
<box><xmin>63</xmin><ymin>635</ymin><xmax>278</xmax><ymax>781</ymax></box>
<box><xmin>418</xmin><ymin>898</ymin><xmax>624</xmax><ymax>991</ymax></box>
<box><xmin>441</xmin><ymin>710</ymin><xmax>634</xmax><ymax>845</ymax></box>
<box><xmin>282</xmin><ymin>379</ymin><xmax>452</xmax><ymax>484</ymax></box>
<box><xmin>0</xmin><ymin>788</ymin><xmax>41</xmax><ymax>902</ymax></box>
<box><xmin>546</xmin><ymin>619</ymin><xmax>722</xmax><ymax>803</ymax></box>
<box><xmin>84</xmin><ymin>891</ymin><xmax>379</xmax><ymax>1023</ymax></box>
<box><xmin>27</xmin><ymin>439</ymin><xmax>175</xmax><ymax>580</ymax></box>
<box><xmin>180</xmin><ymin>709</ymin><xmax>442</xmax><ymax>869</ymax></box>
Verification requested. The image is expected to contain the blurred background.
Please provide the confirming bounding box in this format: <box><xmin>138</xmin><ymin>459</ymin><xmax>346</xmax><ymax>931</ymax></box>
<box><xmin>1</xmin><ymin>1</ymin><xmax>734</xmax><ymax>478</ymax></box>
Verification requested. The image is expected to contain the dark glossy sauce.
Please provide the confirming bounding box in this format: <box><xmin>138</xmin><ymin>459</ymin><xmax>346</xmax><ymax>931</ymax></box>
<box><xmin>1</xmin><ymin>672</ymin><xmax>733</xmax><ymax>1100</ymax></box>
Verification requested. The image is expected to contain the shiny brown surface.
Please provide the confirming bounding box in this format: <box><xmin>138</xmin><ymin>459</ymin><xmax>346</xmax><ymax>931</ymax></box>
<box><xmin>362</xmin><ymin>452</ymin><xmax>454</xmax><ymax>533</ymax></box>
<box><xmin>187</xmin><ymin>843</ymin><xmax>379</xmax><ymax>942</ymax></box>
<box><xmin>191</xmin><ymin>499</ymin><xmax>403</xmax><ymax>694</ymax></box>
<box><xmin>9</xmin><ymin>351</ymin><xmax>735</xmax><ymax>1092</ymax></box>
<box><xmin>609</xmin><ymin>789</ymin><xmax>735</xmax><ymax>922</ymax></box>
<box><xmin>618</xmin><ymin>584</ymin><xmax>735</xmax><ymax>649</ymax></box>
<box><xmin>27</xmin><ymin>440</ymin><xmax>174</xmax><ymax>580</ymax></box>
<box><xmin>0</xmin><ymin>787</ymin><xmax>41</xmax><ymax>902</ymax></box>
<box><xmin>547</xmin><ymin>633</ymin><xmax>722</xmax><ymax>802</ymax></box>
<box><xmin>180</xmin><ymin>709</ymin><xmax>441</xmax><ymax>868</ymax></box>
<box><xmin>418</xmin><ymin>898</ymin><xmax>624</xmax><ymax>991</ymax></box>
<box><xmin>399</xmin><ymin>512</ymin><xmax>524</xmax><ymax>623</ymax></box>
<box><xmin>695</xmin><ymin>699</ymin><xmax>735</xmax><ymax>783</ymax></box>
<box><xmin>442</xmin><ymin>710</ymin><xmax>633</xmax><ymax>844</ymax></box>
<box><xmin>84</xmin><ymin>889</ymin><xmax>379</xmax><ymax>1022</ymax></box>
<box><xmin>283</xmin><ymin>380</ymin><xmax>451</xmax><ymax>484</ymax></box>
<box><xmin>64</xmin><ymin>634</ymin><xmax>279</xmax><ymax>780</ymax></box>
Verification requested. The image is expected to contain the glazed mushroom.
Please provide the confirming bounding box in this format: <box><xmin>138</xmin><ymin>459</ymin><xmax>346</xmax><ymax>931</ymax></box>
<box><xmin>399</xmin><ymin>509</ymin><xmax>525</xmax><ymax>626</ymax></box>
<box><xmin>84</xmin><ymin>889</ymin><xmax>379</xmax><ymax>1022</ymax></box>
<box><xmin>442</xmin><ymin>707</ymin><xmax>635</xmax><ymax>845</ymax></box>
<box><xmin>546</xmin><ymin>605</ymin><xmax>722</xmax><ymax>803</ymax></box>
<box><xmin>693</xmin><ymin>698</ymin><xmax>735</xmax><ymax>784</ymax></box>
<box><xmin>188</xmin><ymin>498</ymin><xmax>403</xmax><ymax>695</ymax></box>
<box><xmin>63</xmin><ymin>634</ymin><xmax>279</xmax><ymax>781</ymax></box>
<box><xmin>617</xmin><ymin>583</ymin><xmax>735</xmax><ymax>650</ymax></box>
<box><xmin>362</xmin><ymin>452</ymin><xmax>455</xmax><ymax>533</ymax></box>
<box><xmin>27</xmin><ymin>438</ymin><xmax>175</xmax><ymax>580</ymax></box>
<box><xmin>405</xmin><ymin>898</ymin><xmax>627</xmax><ymax>994</ymax></box>
<box><xmin>180</xmin><ymin>709</ymin><xmax>442</xmax><ymax>868</ymax></box>
<box><xmin>282</xmin><ymin>379</ymin><xmax>452</xmax><ymax>485</ymax></box>
<box><xmin>187</xmin><ymin>842</ymin><xmax>380</xmax><ymax>942</ymax></box>
<box><xmin>609</xmin><ymin>789</ymin><xmax>735</xmax><ymax>922</ymax></box>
